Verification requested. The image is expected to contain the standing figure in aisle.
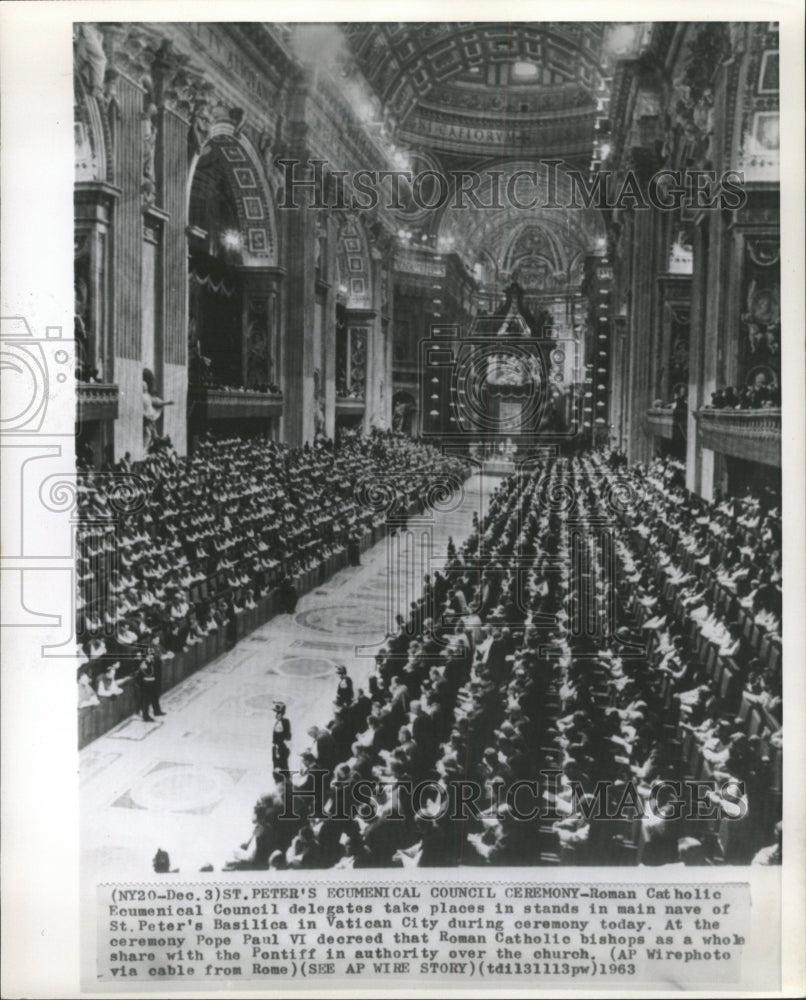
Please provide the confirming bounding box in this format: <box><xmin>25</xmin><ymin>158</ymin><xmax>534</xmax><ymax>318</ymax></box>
<box><xmin>347</xmin><ymin>525</ymin><xmax>362</xmax><ymax>566</ymax></box>
<box><xmin>134</xmin><ymin>646</ymin><xmax>165</xmax><ymax>722</ymax></box>
<box><xmin>272</xmin><ymin>701</ymin><xmax>291</xmax><ymax>785</ymax></box>
<box><xmin>335</xmin><ymin>663</ymin><xmax>354</xmax><ymax>708</ymax></box>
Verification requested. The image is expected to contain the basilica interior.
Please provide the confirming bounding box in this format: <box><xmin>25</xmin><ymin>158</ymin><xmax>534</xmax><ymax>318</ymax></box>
<box><xmin>74</xmin><ymin>22</ymin><xmax>780</xmax><ymax>489</ymax></box>
<box><xmin>75</xmin><ymin>23</ymin><xmax>783</xmax><ymax>873</ymax></box>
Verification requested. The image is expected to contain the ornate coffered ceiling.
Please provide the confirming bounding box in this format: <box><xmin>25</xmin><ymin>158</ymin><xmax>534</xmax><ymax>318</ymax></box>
<box><xmin>339</xmin><ymin>22</ymin><xmax>608</xmax><ymax>157</ymax></box>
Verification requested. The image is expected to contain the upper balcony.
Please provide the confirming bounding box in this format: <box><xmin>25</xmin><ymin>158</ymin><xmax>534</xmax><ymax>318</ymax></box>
<box><xmin>695</xmin><ymin>407</ymin><xmax>781</xmax><ymax>467</ymax></box>
<box><xmin>77</xmin><ymin>382</ymin><xmax>119</xmax><ymax>422</ymax></box>
<box><xmin>188</xmin><ymin>386</ymin><xmax>283</xmax><ymax>421</ymax></box>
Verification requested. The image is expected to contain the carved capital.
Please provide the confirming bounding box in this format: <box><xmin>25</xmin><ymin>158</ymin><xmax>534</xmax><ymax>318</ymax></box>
<box><xmin>99</xmin><ymin>23</ymin><xmax>161</xmax><ymax>91</ymax></box>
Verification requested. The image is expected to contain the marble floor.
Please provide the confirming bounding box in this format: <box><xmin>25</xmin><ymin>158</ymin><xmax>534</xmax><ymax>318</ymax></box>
<box><xmin>80</xmin><ymin>473</ymin><xmax>496</xmax><ymax>881</ymax></box>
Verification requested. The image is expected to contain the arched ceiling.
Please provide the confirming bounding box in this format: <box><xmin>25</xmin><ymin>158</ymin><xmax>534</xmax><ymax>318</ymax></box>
<box><xmin>286</xmin><ymin>23</ymin><xmax>649</xmax><ymax>289</ymax></box>
<box><xmin>339</xmin><ymin>22</ymin><xmax>609</xmax><ymax>159</ymax></box>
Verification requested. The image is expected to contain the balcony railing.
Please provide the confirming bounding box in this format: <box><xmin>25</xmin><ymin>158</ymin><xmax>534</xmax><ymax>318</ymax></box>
<box><xmin>646</xmin><ymin>407</ymin><xmax>675</xmax><ymax>439</ymax></box>
<box><xmin>335</xmin><ymin>396</ymin><xmax>365</xmax><ymax>416</ymax></box>
<box><xmin>77</xmin><ymin>382</ymin><xmax>119</xmax><ymax>422</ymax></box>
<box><xmin>695</xmin><ymin>407</ymin><xmax>781</xmax><ymax>467</ymax></box>
<box><xmin>188</xmin><ymin>386</ymin><xmax>283</xmax><ymax>421</ymax></box>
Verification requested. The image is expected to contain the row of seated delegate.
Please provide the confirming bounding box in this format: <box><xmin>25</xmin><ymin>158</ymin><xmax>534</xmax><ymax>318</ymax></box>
<box><xmin>76</xmin><ymin>429</ymin><xmax>469</xmax><ymax>707</ymax></box>
<box><xmin>228</xmin><ymin>452</ymin><xmax>782</xmax><ymax>870</ymax></box>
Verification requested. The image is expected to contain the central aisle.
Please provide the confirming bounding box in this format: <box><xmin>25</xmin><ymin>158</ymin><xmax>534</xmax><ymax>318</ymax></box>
<box><xmin>80</xmin><ymin>473</ymin><xmax>498</xmax><ymax>880</ymax></box>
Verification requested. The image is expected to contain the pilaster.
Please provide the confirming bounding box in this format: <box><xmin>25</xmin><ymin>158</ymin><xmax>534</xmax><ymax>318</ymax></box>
<box><xmin>111</xmin><ymin>72</ymin><xmax>147</xmax><ymax>460</ymax></box>
<box><xmin>281</xmin><ymin>139</ymin><xmax>317</xmax><ymax>446</ymax></box>
<box><xmin>158</xmin><ymin>107</ymin><xmax>191</xmax><ymax>453</ymax></box>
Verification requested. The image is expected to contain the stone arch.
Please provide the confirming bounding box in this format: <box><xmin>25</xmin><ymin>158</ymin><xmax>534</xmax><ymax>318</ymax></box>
<box><xmin>335</xmin><ymin>215</ymin><xmax>373</xmax><ymax>309</ymax></box>
<box><xmin>187</xmin><ymin>123</ymin><xmax>278</xmax><ymax>266</ymax></box>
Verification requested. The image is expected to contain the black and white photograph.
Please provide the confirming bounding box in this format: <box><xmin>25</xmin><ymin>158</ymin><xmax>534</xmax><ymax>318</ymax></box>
<box><xmin>1</xmin><ymin>4</ymin><xmax>804</xmax><ymax>997</ymax></box>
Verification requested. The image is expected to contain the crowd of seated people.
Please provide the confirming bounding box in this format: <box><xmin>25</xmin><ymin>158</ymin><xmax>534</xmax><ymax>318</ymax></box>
<box><xmin>76</xmin><ymin>429</ymin><xmax>467</xmax><ymax>706</ymax></box>
<box><xmin>229</xmin><ymin>450</ymin><xmax>782</xmax><ymax>870</ymax></box>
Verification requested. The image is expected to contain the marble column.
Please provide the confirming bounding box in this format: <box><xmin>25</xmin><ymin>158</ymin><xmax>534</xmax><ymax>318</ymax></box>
<box><xmin>698</xmin><ymin>208</ymin><xmax>729</xmax><ymax>500</ymax></box>
<box><xmin>625</xmin><ymin>206</ymin><xmax>661</xmax><ymax>465</ymax></box>
<box><xmin>282</xmin><ymin>195</ymin><xmax>316</xmax><ymax>445</ymax></box>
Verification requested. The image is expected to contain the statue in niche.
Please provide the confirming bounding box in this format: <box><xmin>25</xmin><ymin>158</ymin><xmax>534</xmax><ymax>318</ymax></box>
<box><xmin>188</xmin><ymin>90</ymin><xmax>213</xmax><ymax>157</ymax></box>
<box><xmin>141</xmin><ymin>101</ymin><xmax>158</xmax><ymax>204</ymax></box>
<box><xmin>742</xmin><ymin>280</ymin><xmax>780</xmax><ymax>359</ymax></box>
